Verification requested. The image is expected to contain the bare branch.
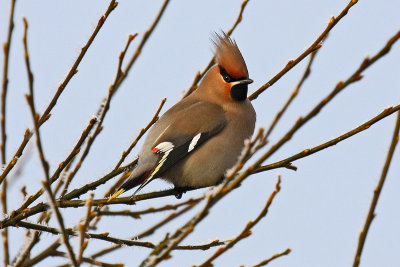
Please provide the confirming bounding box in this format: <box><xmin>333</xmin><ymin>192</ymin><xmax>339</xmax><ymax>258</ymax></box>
<box><xmin>1</xmin><ymin>1</ymin><xmax>17</xmax><ymax>263</ymax></box>
<box><xmin>9</xmin><ymin>118</ymin><xmax>97</xmax><ymax>221</ymax></box>
<box><xmin>60</xmin><ymin>33</ymin><xmax>138</xmax><ymax>197</ymax></box>
<box><xmin>96</xmin><ymin>197</ymin><xmax>202</xmax><ymax>219</ymax></box>
<box><xmin>91</xmin><ymin>202</ymin><xmax>201</xmax><ymax>259</ymax></box>
<box><xmin>115</xmin><ymin>0</ymin><xmax>171</xmax><ymax>89</ymax></box>
<box><xmin>21</xmin><ymin>239</ymin><xmax>61</xmax><ymax>267</ymax></box>
<box><xmin>353</xmin><ymin>111</ymin><xmax>400</xmax><ymax>267</ymax></box>
<box><xmin>38</xmin><ymin>0</ymin><xmax>118</xmax><ymax>126</ymax></box>
<box><xmin>15</xmin><ymin>220</ymin><xmax>225</xmax><ymax>251</ymax></box>
<box><xmin>106</xmin><ymin>98</ymin><xmax>167</xmax><ymax>197</ymax></box>
<box><xmin>13</xmin><ymin>230</ymin><xmax>40</xmax><ymax>267</ymax></box>
<box><xmin>1</xmin><ymin>0</ymin><xmax>16</xmax><ymax>163</ymax></box>
<box><xmin>77</xmin><ymin>193</ymin><xmax>94</xmax><ymax>265</ymax></box>
<box><xmin>250</xmin><ymin>30</ymin><xmax>400</xmax><ymax>172</ymax></box>
<box><xmin>0</xmin><ymin>0</ymin><xmax>117</xmax><ymax>187</ymax></box>
<box><xmin>265</xmin><ymin>47</ymin><xmax>320</xmax><ymax>140</ymax></box>
<box><xmin>113</xmin><ymin>98</ymin><xmax>166</xmax><ymax>170</ymax></box>
<box><xmin>0</xmin><ymin>129</ymin><xmax>32</xmax><ymax>185</ymax></box>
<box><xmin>0</xmin><ymin>184</ymin><xmax>196</xmax><ymax>229</ymax></box>
<box><xmin>21</xmin><ymin>17</ymin><xmax>76</xmax><ymax>266</ymax></box>
<box><xmin>249</xmin><ymin>0</ymin><xmax>359</xmax><ymax>100</ymax></box>
<box><xmin>252</xmin><ymin>248</ymin><xmax>292</xmax><ymax>267</ymax></box>
<box><xmin>52</xmin><ymin>250</ymin><xmax>124</xmax><ymax>267</ymax></box>
<box><xmin>41</xmin><ymin>180</ymin><xmax>78</xmax><ymax>266</ymax></box>
<box><xmin>197</xmin><ymin>176</ymin><xmax>282</xmax><ymax>267</ymax></box>
<box><xmin>255</xmin><ymin>104</ymin><xmax>400</xmax><ymax>174</ymax></box>
<box><xmin>137</xmin><ymin>202</ymin><xmax>198</xmax><ymax>239</ymax></box>
<box><xmin>23</xmin><ymin>17</ymin><xmax>50</xmax><ymax>182</ymax></box>
<box><xmin>59</xmin><ymin>160</ymin><xmax>137</xmax><ymax>201</ymax></box>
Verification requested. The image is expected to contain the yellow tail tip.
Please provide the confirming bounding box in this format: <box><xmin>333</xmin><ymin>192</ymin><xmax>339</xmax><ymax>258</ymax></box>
<box><xmin>108</xmin><ymin>189</ymin><xmax>125</xmax><ymax>202</ymax></box>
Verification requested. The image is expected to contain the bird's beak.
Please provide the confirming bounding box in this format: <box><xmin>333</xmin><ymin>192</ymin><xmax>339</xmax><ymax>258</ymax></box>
<box><xmin>231</xmin><ymin>79</ymin><xmax>253</xmax><ymax>86</ymax></box>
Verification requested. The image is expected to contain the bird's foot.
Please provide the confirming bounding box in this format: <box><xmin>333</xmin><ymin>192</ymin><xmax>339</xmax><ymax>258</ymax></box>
<box><xmin>173</xmin><ymin>186</ymin><xmax>191</xmax><ymax>199</ymax></box>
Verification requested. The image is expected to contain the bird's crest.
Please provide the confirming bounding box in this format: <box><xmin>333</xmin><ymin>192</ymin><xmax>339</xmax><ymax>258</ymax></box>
<box><xmin>213</xmin><ymin>32</ymin><xmax>249</xmax><ymax>79</ymax></box>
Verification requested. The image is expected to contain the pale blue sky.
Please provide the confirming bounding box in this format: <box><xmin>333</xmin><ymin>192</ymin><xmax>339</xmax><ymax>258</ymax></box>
<box><xmin>1</xmin><ymin>0</ymin><xmax>399</xmax><ymax>266</ymax></box>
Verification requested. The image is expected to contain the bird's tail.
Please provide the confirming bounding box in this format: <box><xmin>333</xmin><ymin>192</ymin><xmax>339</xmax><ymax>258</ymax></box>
<box><xmin>108</xmin><ymin>169</ymin><xmax>151</xmax><ymax>202</ymax></box>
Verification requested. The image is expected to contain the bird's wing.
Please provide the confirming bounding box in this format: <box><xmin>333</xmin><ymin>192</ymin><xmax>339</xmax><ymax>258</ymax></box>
<box><xmin>134</xmin><ymin>101</ymin><xmax>227</xmax><ymax>194</ymax></box>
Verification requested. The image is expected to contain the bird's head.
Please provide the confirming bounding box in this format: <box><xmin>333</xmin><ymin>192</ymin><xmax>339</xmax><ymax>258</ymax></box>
<box><xmin>198</xmin><ymin>32</ymin><xmax>253</xmax><ymax>103</ymax></box>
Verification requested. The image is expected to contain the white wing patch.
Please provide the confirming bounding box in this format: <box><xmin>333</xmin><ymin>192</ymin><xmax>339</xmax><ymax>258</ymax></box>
<box><xmin>188</xmin><ymin>133</ymin><xmax>201</xmax><ymax>152</ymax></box>
<box><xmin>143</xmin><ymin>142</ymin><xmax>175</xmax><ymax>188</ymax></box>
<box><xmin>154</xmin><ymin>142</ymin><xmax>174</xmax><ymax>153</ymax></box>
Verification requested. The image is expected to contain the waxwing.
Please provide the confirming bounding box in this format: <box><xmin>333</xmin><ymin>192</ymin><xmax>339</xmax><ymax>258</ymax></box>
<box><xmin>110</xmin><ymin>32</ymin><xmax>256</xmax><ymax>200</ymax></box>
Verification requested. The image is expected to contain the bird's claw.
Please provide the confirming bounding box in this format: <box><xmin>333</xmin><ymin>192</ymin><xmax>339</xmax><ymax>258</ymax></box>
<box><xmin>174</xmin><ymin>187</ymin><xmax>189</xmax><ymax>199</ymax></box>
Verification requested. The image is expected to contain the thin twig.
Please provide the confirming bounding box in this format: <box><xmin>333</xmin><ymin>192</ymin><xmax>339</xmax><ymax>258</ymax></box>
<box><xmin>7</xmin><ymin>144</ymin><xmax>33</xmax><ymax>185</ymax></box>
<box><xmin>252</xmin><ymin>248</ymin><xmax>292</xmax><ymax>267</ymax></box>
<box><xmin>249</xmin><ymin>0</ymin><xmax>359</xmax><ymax>100</ymax></box>
<box><xmin>265</xmin><ymin>48</ymin><xmax>320</xmax><ymax>139</ymax></box>
<box><xmin>23</xmin><ymin>17</ymin><xmax>78</xmax><ymax>266</ymax></box>
<box><xmin>139</xmin><ymin>199</ymin><xmax>213</xmax><ymax>266</ymax></box>
<box><xmin>77</xmin><ymin>193</ymin><xmax>94</xmax><ymax>265</ymax></box>
<box><xmin>89</xmin><ymin>233</ymin><xmax>225</xmax><ymax>251</ymax></box>
<box><xmin>60</xmin><ymin>33</ymin><xmax>138</xmax><ymax>197</ymax></box>
<box><xmin>96</xmin><ymin>196</ymin><xmax>202</xmax><ymax>219</ymax></box>
<box><xmin>52</xmin><ymin>250</ymin><xmax>124</xmax><ymax>267</ymax></box>
<box><xmin>23</xmin><ymin>17</ymin><xmax>50</xmax><ymax>181</ymax></box>
<box><xmin>91</xmin><ymin>202</ymin><xmax>201</xmax><ymax>259</ymax></box>
<box><xmin>113</xmin><ymin>98</ymin><xmax>166</xmax><ymax>170</ymax></box>
<box><xmin>1</xmin><ymin>1</ymin><xmax>17</xmax><ymax>264</ymax></box>
<box><xmin>353</xmin><ymin>111</ymin><xmax>400</xmax><ymax>267</ymax></box>
<box><xmin>0</xmin><ymin>0</ymin><xmax>117</xmax><ymax>188</ymax></box>
<box><xmin>250</xmin><ymin>30</ymin><xmax>400</xmax><ymax>172</ymax></box>
<box><xmin>197</xmin><ymin>176</ymin><xmax>282</xmax><ymax>267</ymax></box>
<box><xmin>91</xmin><ymin>198</ymin><xmax>202</xmax><ymax>258</ymax></box>
<box><xmin>0</xmin><ymin>178</ymin><xmax>191</xmax><ymax>229</ymax></box>
<box><xmin>21</xmin><ymin>239</ymin><xmax>61</xmax><ymax>267</ymax></box>
<box><xmin>114</xmin><ymin>0</ymin><xmax>171</xmax><ymax>89</ymax></box>
<box><xmin>22</xmin><ymin>26</ymin><xmax>78</xmax><ymax>262</ymax></box>
<box><xmin>42</xmin><ymin>180</ymin><xmax>78</xmax><ymax>266</ymax></box>
<box><xmin>59</xmin><ymin>159</ymin><xmax>137</xmax><ymax>201</ymax></box>
<box><xmin>0</xmin><ymin>129</ymin><xmax>32</xmax><ymax>185</ymax></box>
<box><xmin>255</xmin><ymin>104</ymin><xmax>400</xmax><ymax>174</ymax></box>
<box><xmin>13</xmin><ymin>230</ymin><xmax>40</xmax><ymax>267</ymax></box>
<box><xmin>38</xmin><ymin>0</ymin><xmax>117</xmax><ymax>126</ymax></box>
<box><xmin>1</xmin><ymin>0</ymin><xmax>17</xmax><ymax>163</ymax></box>
<box><xmin>15</xmin><ymin>220</ymin><xmax>225</xmax><ymax>251</ymax></box>
<box><xmin>104</xmin><ymin>98</ymin><xmax>166</xmax><ymax>198</ymax></box>
<box><xmin>10</xmin><ymin>118</ymin><xmax>96</xmax><ymax>218</ymax></box>
<box><xmin>137</xmin><ymin>202</ymin><xmax>198</xmax><ymax>239</ymax></box>
<box><xmin>183</xmin><ymin>0</ymin><xmax>251</xmax><ymax>97</ymax></box>
<box><xmin>0</xmin><ymin>184</ymin><xmax>9</xmax><ymax>266</ymax></box>
<box><xmin>1</xmin><ymin>202</ymin><xmax>48</xmax><ymax>229</ymax></box>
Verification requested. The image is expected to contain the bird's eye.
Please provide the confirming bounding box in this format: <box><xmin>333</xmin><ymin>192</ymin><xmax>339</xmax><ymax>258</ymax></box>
<box><xmin>219</xmin><ymin>66</ymin><xmax>232</xmax><ymax>83</ymax></box>
<box><xmin>223</xmin><ymin>74</ymin><xmax>231</xmax><ymax>82</ymax></box>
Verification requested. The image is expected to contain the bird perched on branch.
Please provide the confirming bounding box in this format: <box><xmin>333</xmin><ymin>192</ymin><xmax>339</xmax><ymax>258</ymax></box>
<box><xmin>109</xmin><ymin>32</ymin><xmax>256</xmax><ymax>200</ymax></box>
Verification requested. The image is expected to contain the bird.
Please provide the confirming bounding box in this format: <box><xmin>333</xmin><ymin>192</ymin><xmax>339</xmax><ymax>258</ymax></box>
<box><xmin>109</xmin><ymin>32</ymin><xmax>256</xmax><ymax>200</ymax></box>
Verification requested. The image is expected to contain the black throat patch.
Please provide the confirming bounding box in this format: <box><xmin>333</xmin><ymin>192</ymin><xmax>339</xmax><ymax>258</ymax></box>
<box><xmin>230</xmin><ymin>83</ymin><xmax>248</xmax><ymax>101</ymax></box>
